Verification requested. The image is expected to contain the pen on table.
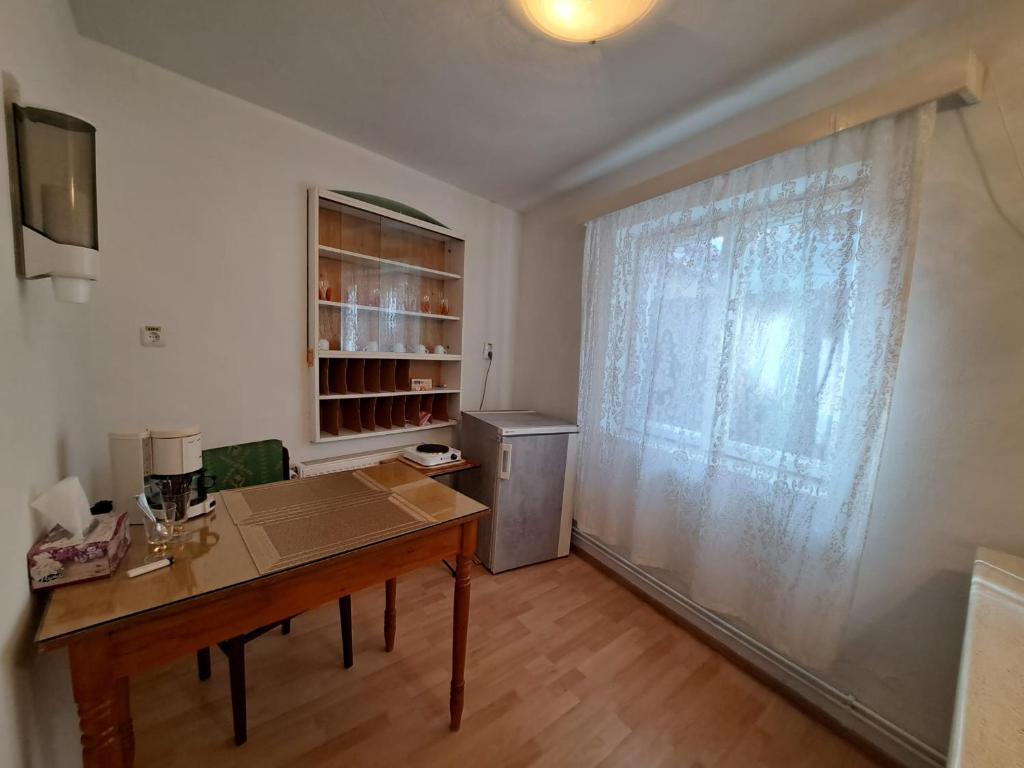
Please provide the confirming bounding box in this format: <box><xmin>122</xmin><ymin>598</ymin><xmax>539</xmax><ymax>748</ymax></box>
<box><xmin>127</xmin><ymin>558</ymin><xmax>174</xmax><ymax>578</ymax></box>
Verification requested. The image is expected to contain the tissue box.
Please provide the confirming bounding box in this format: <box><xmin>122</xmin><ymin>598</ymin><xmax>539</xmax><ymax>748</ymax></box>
<box><xmin>27</xmin><ymin>510</ymin><xmax>131</xmax><ymax>591</ymax></box>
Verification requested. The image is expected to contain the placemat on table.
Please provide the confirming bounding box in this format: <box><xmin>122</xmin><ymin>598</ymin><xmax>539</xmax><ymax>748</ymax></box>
<box><xmin>221</xmin><ymin>471</ymin><xmax>433</xmax><ymax>574</ymax></box>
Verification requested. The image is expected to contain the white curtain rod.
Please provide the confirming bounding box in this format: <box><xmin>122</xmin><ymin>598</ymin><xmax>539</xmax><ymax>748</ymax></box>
<box><xmin>580</xmin><ymin>51</ymin><xmax>985</xmax><ymax>223</ymax></box>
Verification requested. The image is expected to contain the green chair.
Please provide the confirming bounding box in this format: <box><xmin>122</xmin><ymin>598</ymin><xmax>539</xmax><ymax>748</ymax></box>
<box><xmin>201</xmin><ymin>438</ymin><xmax>290</xmax><ymax>495</ymax></box>
<box><xmin>196</xmin><ymin>439</ymin><xmax>356</xmax><ymax>746</ymax></box>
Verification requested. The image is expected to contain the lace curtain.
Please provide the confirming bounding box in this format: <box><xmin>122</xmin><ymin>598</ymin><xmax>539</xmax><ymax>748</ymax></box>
<box><xmin>576</xmin><ymin>104</ymin><xmax>935</xmax><ymax>667</ymax></box>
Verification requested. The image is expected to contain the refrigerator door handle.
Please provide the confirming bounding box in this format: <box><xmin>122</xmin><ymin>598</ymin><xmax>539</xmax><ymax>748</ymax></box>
<box><xmin>499</xmin><ymin>443</ymin><xmax>512</xmax><ymax>480</ymax></box>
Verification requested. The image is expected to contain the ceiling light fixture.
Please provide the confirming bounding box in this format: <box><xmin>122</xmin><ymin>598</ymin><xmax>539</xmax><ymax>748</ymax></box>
<box><xmin>521</xmin><ymin>0</ymin><xmax>657</xmax><ymax>43</ymax></box>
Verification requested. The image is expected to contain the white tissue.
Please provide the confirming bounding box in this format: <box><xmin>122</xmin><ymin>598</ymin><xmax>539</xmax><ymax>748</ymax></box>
<box><xmin>31</xmin><ymin>476</ymin><xmax>94</xmax><ymax>543</ymax></box>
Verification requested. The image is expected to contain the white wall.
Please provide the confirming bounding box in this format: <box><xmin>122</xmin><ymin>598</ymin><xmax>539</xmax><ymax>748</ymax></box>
<box><xmin>832</xmin><ymin>30</ymin><xmax>1024</xmax><ymax>744</ymax></box>
<box><xmin>1</xmin><ymin>0</ymin><xmax>521</xmax><ymax>764</ymax></box>
<box><xmin>0</xmin><ymin>1</ymin><xmax>100</xmax><ymax>765</ymax></box>
<box><xmin>512</xmin><ymin>0</ymin><xmax>1024</xmax><ymax>756</ymax></box>
<box><xmin>79</xmin><ymin>39</ymin><xmax>520</xmax><ymax>487</ymax></box>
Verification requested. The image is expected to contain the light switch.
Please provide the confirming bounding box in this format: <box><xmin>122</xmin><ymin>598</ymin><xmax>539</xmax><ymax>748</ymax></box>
<box><xmin>141</xmin><ymin>325</ymin><xmax>165</xmax><ymax>347</ymax></box>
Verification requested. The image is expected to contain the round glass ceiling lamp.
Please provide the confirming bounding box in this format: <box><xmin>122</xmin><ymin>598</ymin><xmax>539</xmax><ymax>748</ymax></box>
<box><xmin>521</xmin><ymin>0</ymin><xmax>657</xmax><ymax>43</ymax></box>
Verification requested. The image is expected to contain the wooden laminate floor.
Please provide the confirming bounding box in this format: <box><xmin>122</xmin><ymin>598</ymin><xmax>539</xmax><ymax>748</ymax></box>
<box><xmin>132</xmin><ymin>554</ymin><xmax>881</xmax><ymax>767</ymax></box>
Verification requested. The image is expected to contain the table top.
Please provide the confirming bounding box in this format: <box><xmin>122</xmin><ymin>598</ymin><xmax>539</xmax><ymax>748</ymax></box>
<box><xmin>36</xmin><ymin>462</ymin><xmax>486</xmax><ymax>646</ymax></box>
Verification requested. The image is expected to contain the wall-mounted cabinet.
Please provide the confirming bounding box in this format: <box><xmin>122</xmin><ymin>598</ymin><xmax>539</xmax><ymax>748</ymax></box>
<box><xmin>308</xmin><ymin>189</ymin><xmax>464</xmax><ymax>443</ymax></box>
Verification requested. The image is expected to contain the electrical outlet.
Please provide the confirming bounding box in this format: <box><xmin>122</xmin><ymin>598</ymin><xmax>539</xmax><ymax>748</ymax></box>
<box><xmin>483</xmin><ymin>342</ymin><xmax>494</xmax><ymax>360</ymax></box>
<box><xmin>141</xmin><ymin>325</ymin><xmax>165</xmax><ymax>347</ymax></box>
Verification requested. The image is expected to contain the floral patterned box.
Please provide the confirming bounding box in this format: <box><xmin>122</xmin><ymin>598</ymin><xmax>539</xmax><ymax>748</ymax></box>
<box><xmin>27</xmin><ymin>511</ymin><xmax>131</xmax><ymax>591</ymax></box>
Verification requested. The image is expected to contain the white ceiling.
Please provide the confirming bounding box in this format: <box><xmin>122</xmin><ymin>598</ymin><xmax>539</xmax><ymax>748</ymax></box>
<box><xmin>69</xmin><ymin>0</ymin><xmax>919</xmax><ymax>209</ymax></box>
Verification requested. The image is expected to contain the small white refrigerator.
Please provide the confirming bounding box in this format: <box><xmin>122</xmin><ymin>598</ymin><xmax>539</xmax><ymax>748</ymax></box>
<box><xmin>458</xmin><ymin>411</ymin><xmax>579</xmax><ymax>573</ymax></box>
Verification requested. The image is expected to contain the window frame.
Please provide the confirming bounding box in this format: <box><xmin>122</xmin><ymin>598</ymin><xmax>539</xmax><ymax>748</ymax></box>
<box><xmin>605</xmin><ymin>163</ymin><xmax>871</xmax><ymax>490</ymax></box>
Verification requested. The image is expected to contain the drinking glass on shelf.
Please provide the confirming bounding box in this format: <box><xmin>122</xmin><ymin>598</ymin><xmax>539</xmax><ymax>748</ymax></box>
<box><xmin>439</xmin><ymin>295</ymin><xmax>450</xmax><ymax>316</ymax></box>
<box><xmin>370</xmin><ymin>287</ymin><xmax>381</xmax><ymax>307</ymax></box>
<box><xmin>421</xmin><ymin>294</ymin><xmax>431</xmax><ymax>314</ymax></box>
<box><xmin>347</xmin><ymin>285</ymin><xmax>359</xmax><ymax>305</ymax></box>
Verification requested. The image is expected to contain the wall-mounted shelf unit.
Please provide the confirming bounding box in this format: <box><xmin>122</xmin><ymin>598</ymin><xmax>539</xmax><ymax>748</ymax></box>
<box><xmin>308</xmin><ymin>189</ymin><xmax>465</xmax><ymax>444</ymax></box>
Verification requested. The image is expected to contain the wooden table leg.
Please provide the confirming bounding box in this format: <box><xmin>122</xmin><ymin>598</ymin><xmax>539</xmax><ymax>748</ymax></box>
<box><xmin>384</xmin><ymin>577</ymin><xmax>397</xmax><ymax>652</ymax></box>
<box><xmin>450</xmin><ymin>520</ymin><xmax>477</xmax><ymax>731</ymax></box>
<box><xmin>70</xmin><ymin>636</ymin><xmax>131</xmax><ymax>768</ymax></box>
<box><xmin>114</xmin><ymin>677</ymin><xmax>134</xmax><ymax>764</ymax></box>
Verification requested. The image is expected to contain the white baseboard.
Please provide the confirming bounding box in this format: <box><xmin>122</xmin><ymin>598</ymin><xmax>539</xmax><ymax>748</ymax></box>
<box><xmin>571</xmin><ymin>529</ymin><xmax>945</xmax><ymax>768</ymax></box>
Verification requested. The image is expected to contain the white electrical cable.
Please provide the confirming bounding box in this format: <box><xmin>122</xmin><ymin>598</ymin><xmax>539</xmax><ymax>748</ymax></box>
<box><xmin>479</xmin><ymin>352</ymin><xmax>493</xmax><ymax>410</ymax></box>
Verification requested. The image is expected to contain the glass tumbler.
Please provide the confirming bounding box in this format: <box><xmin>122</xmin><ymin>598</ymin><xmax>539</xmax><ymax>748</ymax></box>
<box><xmin>142</xmin><ymin>501</ymin><xmax>177</xmax><ymax>552</ymax></box>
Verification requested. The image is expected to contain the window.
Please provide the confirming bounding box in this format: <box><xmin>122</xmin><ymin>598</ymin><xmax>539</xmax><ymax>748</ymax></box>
<box><xmin>577</xmin><ymin>104</ymin><xmax>933</xmax><ymax>667</ymax></box>
<box><xmin>608</xmin><ymin>163</ymin><xmax>867</xmax><ymax>486</ymax></box>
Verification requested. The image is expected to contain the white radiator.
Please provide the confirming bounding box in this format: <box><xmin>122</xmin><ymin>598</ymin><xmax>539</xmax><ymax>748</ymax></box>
<box><xmin>296</xmin><ymin>446</ymin><xmax>411</xmax><ymax>477</ymax></box>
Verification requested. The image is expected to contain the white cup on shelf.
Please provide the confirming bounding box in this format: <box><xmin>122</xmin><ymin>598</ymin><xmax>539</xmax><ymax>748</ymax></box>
<box><xmin>364</xmin><ymin>341</ymin><xmax>379</xmax><ymax>352</ymax></box>
<box><xmin>433</xmin><ymin>345</ymin><xmax>447</xmax><ymax>355</ymax></box>
<box><xmin>413</xmin><ymin>344</ymin><xmax>428</xmax><ymax>354</ymax></box>
<box><xmin>392</xmin><ymin>342</ymin><xmax>406</xmax><ymax>353</ymax></box>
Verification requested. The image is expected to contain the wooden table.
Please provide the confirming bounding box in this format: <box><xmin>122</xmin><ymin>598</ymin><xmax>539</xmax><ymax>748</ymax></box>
<box><xmin>35</xmin><ymin>462</ymin><xmax>488</xmax><ymax>768</ymax></box>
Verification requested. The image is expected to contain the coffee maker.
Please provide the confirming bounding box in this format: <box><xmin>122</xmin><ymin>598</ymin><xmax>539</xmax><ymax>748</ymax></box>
<box><xmin>147</xmin><ymin>426</ymin><xmax>204</xmax><ymax>526</ymax></box>
<box><xmin>110</xmin><ymin>426</ymin><xmax>212</xmax><ymax>524</ymax></box>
